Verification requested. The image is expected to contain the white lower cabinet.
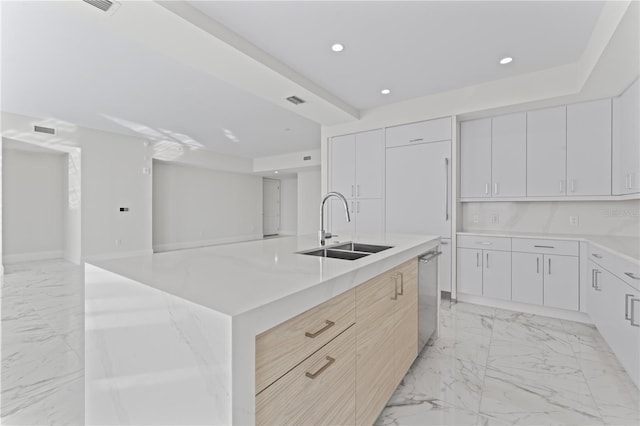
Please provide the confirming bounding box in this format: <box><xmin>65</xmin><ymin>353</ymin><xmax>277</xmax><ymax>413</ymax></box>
<box><xmin>588</xmin><ymin>257</ymin><xmax>640</xmax><ymax>388</ymax></box>
<box><xmin>440</xmin><ymin>239</ymin><xmax>452</xmax><ymax>292</ymax></box>
<box><xmin>456</xmin><ymin>247</ymin><xmax>511</xmax><ymax>301</ymax></box>
<box><xmin>512</xmin><ymin>252</ymin><xmax>543</xmax><ymax>305</ymax></box>
<box><xmin>543</xmin><ymin>255</ymin><xmax>579</xmax><ymax>311</ymax></box>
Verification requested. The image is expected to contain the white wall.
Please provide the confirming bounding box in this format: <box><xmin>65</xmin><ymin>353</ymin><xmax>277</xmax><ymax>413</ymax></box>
<box><xmin>297</xmin><ymin>168</ymin><xmax>321</xmax><ymax>236</ymax></box>
<box><xmin>2</xmin><ymin>147</ymin><xmax>65</xmax><ymax>262</ymax></box>
<box><xmin>152</xmin><ymin>160</ymin><xmax>262</xmax><ymax>251</ymax></box>
<box><xmin>279</xmin><ymin>176</ymin><xmax>297</xmax><ymax>235</ymax></box>
<box><xmin>462</xmin><ymin>200</ymin><xmax>640</xmax><ymax>237</ymax></box>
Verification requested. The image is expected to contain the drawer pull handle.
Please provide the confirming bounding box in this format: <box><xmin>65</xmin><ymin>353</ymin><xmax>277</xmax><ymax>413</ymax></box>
<box><xmin>394</xmin><ymin>273</ymin><xmax>405</xmax><ymax>296</ymax></box>
<box><xmin>409</xmin><ymin>138</ymin><xmax>423</xmax><ymax>143</ymax></box>
<box><xmin>476</xmin><ymin>242</ymin><xmax>492</xmax><ymax>245</ymax></box>
<box><xmin>306</xmin><ymin>356</ymin><xmax>335</xmax><ymax>379</ymax></box>
<box><xmin>305</xmin><ymin>320</ymin><xmax>335</xmax><ymax>338</ymax></box>
<box><xmin>625</xmin><ymin>294</ymin><xmax>634</xmax><ymax>320</ymax></box>
<box><xmin>592</xmin><ymin>253</ymin><xmax>603</xmax><ymax>259</ymax></box>
<box><xmin>534</xmin><ymin>245</ymin><xmax>555</xmax><ymax>249</ymax></box>
<box><xmin>624</xmin><ymin>272</ymin><xmax>640</xmax><ymax>280</ymax></box>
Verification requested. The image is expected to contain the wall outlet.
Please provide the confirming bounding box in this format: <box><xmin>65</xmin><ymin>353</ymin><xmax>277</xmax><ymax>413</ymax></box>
<box><xmin>491</xmin><ymin>214</ymin><xmax>499</xmax><ymax>225</ymax></box>
<box><xmin>569</xmin><ymin>216</ymin><xmax>579</xmax><ymax>226</ymax></box>
<box><xmin>115</xmin><ymin>239</ymin><xmax>122</xmax><ymax>246</ymax></box>
<box><xmin>472</xmin><ymin>214</ymin><xmax>480</xmax><ymax>224</ymax></box>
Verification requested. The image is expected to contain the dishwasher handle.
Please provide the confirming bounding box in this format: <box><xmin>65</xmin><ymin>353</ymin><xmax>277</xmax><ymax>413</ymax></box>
<box><xmin>419</xmin><ymin>251</ymin><xmax>442</xmax><ymax>263</ymax></box>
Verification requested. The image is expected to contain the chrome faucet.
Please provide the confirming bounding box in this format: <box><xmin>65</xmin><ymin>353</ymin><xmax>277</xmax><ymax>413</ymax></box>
<box><xmin>319</xmin><ymin>192</ymin><xmax>351</xmax><ymax>246</ymax></box>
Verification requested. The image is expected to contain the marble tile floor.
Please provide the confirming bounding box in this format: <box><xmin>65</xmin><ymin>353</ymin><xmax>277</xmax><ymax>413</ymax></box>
<box><xmin>1</xmin><ymin>260</ymin><xmax>639</xmax><ymax>425</ymax></box>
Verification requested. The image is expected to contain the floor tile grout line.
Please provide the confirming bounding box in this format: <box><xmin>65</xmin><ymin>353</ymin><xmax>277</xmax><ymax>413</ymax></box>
<box><xmin>475</xmin><ymin>306</ymin><xmax>495</xmax><ymax>424</ymax></box>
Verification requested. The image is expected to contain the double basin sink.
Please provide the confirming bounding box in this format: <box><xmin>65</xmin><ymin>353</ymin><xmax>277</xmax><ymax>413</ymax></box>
<box><xmin>298</xmin><ymin>242</ymin><xmax>394</xmax><ymax>261</ymax></box>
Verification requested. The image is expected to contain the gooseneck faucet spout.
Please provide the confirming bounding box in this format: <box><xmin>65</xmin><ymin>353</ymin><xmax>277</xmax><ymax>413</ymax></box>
<box><xmin>319</xmin><ymin>192</ymin><xmax>351</xmax><ymax>246</ymax></box>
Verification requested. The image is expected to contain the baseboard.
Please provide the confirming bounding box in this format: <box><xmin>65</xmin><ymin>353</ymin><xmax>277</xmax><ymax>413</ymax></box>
<box><xmin>153</xmin><ymin>234</ymin><xmax>263</xmax><ymax>253</ymax></box>
<box><xmin>84</xmin><ymin>249</ymin><xmax>154</xmax><ymax>262</ymax></box>
<box><xmin>3</xmin><ymin>250</ymin><xmax>64</xmax><ymax>264</ymax></box>
<box><xmin>456</xmin><ymin>293</ymin><xmax>592</xmax><ymax>324</ymax></box>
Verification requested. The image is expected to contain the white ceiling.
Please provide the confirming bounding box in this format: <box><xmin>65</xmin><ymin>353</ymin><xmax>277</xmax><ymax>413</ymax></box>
<box><xmin>189</xmin><ymin>1</ymin><xmax>604</xmax><ymax>110</ymax></box>
<box><xmin>0</xmin><ymin>1</ymin><xmax>320</xmax><ymax>159</ymax></box>
<box><xmin>0</xmin><ymin>1</ymin><xmax>613</xmax><ymax>160</ymax></box>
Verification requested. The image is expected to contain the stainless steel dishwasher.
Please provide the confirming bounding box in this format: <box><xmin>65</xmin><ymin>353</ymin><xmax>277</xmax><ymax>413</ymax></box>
<box><xmin>418</xmin><ymin>249</ymin><xmax>442</xmax><ymax>353</ymax></box>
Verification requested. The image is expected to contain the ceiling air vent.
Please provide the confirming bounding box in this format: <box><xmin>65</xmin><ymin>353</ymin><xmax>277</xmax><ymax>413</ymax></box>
<box><xmin>82</xmin><ymin>0</ymin><xmax>114</xmax><ymax>12</ymax></box>
<box><xmin>34</xmin><ymin>125</ymin><xmax>56</xmax><ymax>135</ymax></box>
<box><xmin>286</xmin><ymin>96</ymin><xmax>306</xmax><ymax>105</ymax></box>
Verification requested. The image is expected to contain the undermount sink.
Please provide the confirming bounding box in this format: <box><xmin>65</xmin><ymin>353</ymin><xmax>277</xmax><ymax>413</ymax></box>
<box><xmin>298</xmin><ymin>242</ymin><xmax>394</xmax><ymax>261</ymax></box>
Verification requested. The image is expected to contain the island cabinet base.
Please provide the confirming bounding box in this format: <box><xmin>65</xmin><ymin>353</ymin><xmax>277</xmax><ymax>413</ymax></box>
<box><xmin>255</xmin><ymin>258</ymin><xmax>419</xmax><ymax>425</ymax></box>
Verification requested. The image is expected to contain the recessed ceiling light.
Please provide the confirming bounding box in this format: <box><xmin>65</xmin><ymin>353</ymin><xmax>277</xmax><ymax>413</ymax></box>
<box><xmin>499</xmin><ymin>56</ymin><xmax>513</xmax><ymax>65</ymax></box>
<box><xmin>331</xmin><ymin>43</ymin><xmax>344</xmax><ymax>52</ymax></box>
<box><xmin>381</xmin><ymin>89</ymin><xmax>391</xmax><ymax>95</ymax></box>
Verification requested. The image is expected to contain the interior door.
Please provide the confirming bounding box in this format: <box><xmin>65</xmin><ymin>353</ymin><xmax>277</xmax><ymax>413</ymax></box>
<box><xmin>386</xmin><ymin>140</ymin><xmax>451</xmax><ymax>237</ymax></box>
<box><xmin>263</xmin><ymin>179</ymin><xmax>280</xmax><ymax>236</ymax></box>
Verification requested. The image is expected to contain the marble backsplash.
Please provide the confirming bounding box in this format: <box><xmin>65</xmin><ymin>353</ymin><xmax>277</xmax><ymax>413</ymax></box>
<box><xmin>461</xmin><ymin>199</ymin><xmax>640</xmax><ymax>237</ymax></box>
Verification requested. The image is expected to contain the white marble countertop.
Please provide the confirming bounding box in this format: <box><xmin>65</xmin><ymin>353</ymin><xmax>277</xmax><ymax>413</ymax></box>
<box><xmin>458</xmin><ymin>230</ymin><xmax>639</xmax><ymax>264</ymax></box>
<box><xmin>90</xmin><ymin>233</ymin><xmax>440</xmax><ymax>318</ymax></box>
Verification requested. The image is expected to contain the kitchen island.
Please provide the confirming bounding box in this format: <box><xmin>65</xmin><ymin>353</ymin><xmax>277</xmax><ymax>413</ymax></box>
<box><xmin>85</xmin><ymin>233</ymin><xmax>440</xmax><ymax>425</ymax></box>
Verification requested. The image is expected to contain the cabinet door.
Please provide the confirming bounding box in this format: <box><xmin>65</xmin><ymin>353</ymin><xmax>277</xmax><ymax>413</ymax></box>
<box><xmin>440</xmin><ymin>239</ymin><xmax>452</xmax><ymax>292</ymax></box>
<box><xmin>612</xmin><ymin>79</ymin><xmax>640</xmax><ymax>195</ymax></box>
<box><xmin>355</xmin><ymin>129</ymin><xmax>384</xmax><ymax>199</ymax></box>
<box><xmin>394</xmin><ymin>260</ymin><xmax>418</xmax><ymax>382</ymax></box>
<box><xmin>460</xmin><ymin>118</ymin><xmax>491</xmax><ymax>198</ymax></box>
<box><xmin>456</xmin><ymin>248</ymin><xmax>483</xmax><ymax>296</ymax></box>
<box><xmin>491</xmin><ymin>113</ymin><xmax>526</xmax><ymax>197</ymax></box>
<box><xmin>512</xmin><ymin>252</ymin><xmax>543</xmax><ymax>305</ymax></box>
<box><xmin>543</xmin><ymin>255</ymin><xmax>579</xmax><ymax>311</ymax></box>
<box><xmin>587</xmin><ymin>260</ymin><xmax>604</xmax><ymax>328</ymax></box>
<box><xmin>482</xmin><ymin>250</ymin><xmax>511</xmax><ymax>301</ymax></box>
<box><xmin>330</xmin><ymin>199</ymin><xmax>355</xmax><ymax>236</ymax></box>
<box><xmin>354</xmin><ymin>199</ymin><xmax>384</xmax><ymax>236</ymax></box>
<box><xmin>330</xmin><ymin>134</ymin><xmax>355</xmax><ymax>197</ymax></box>
<box><xmin>527</xmin><ymin>106</ymin><xmax>567</xmax><ymax>196</ymax></box>
<box><xmin>567</xmin><ymin>99</ymin><xmax>612</xmax><ymax>196</ymax></box>
<box><xmin>386</xmin><ymin>140</ymin><xmax>451</xmax><ymax>238</ymax></box>
<box><xmin>355</xmin><ymin>271</ymin><xmax>397</xmax><ymax>425</ymax></box>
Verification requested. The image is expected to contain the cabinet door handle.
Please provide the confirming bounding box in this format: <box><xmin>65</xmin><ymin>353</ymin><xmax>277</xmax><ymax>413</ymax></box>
<box><xmin>486</xmin><ymin>252</ymin><xmax>490</xmax><ymax>268</ymax></box>
<box><xmin>444</xmin><ymin>158</ymin><xmax>449</xmax><ymax>221</ymax></box>
<box><xmin>391</xmin><ymin>278</ymin><xmax>398</xmax><ymax>300</ymax></box>
<box><xmin>631</xmin><ymin>298</ymin><xmax>640</xmax><ymax>327</ymax></box>
<box><xmin>476</xmin><ymin>252</ymin><xmax>480</xmax><ymax>268</ymax></box>
<box><xmin>305</xmin><ymin>356</ymin><xmax>336</xmax><ymax>379</ymax></box>
<box><xmin>351</xmin><ymin>185</ymin><xmax>354</xmax><ymax>197</ymax></box>
<box><xmin>305</xmin><ymin>320</ymin><xmax>335</xmax><ymax>338</ymax></box>
<box><xmin>356</xmin><ymin>185</ymin><xmax>360</xmax><ymax>197</ymax></box>
<box><xmin>485</xmin><ymin>183</ymin><xmax>489</xmax><ymax>195</ymax></box>
<box><xmin>591</xmin><ymin>269</ymin><xmax>597</xmax><ymax>288</ymax></box>
<box><xmin>409</xmin><ymin>138</ymin><xmax>423</xmax><ymax>143</ymax></box>
<box><xmin>624</xmin><ymin>272</ymin><xmax>640</xmax><ymax>280</ymax></box>
<box><xmin>537</xmin><ymin>257</ymin><xmax>540</xmax><ymax>274</ymax></box>
<box><xmin>570</xmin><ymin>179</ymin><xmax>576</xmax><ymax>193</ymax></box>
<box><xmin>357</xmin><ymin>201</ymin><xmax>360</xmax><ymax>214</ymax></box>
<box><xmin>398</xmin><ymin>272</ymin><xmax>404</xmax><ymax>295</ymax></box>
<box><xmin>625</xmin><ymin>294</ymin><xmax>634</xmax><ymax>320</ymax></box>
<box><xmin>592</xmin><ymin>253</ymin><xmax>603</xmax><ymax>259</ymax></box>
<box><xmin>594</xmin><ymin>270</ymin><xmax>602</xmax><ymax>291</ymax></box>
<box><xmin>534</xmin><ymin>245</ymin><xmax>555</xmax><ymax>249</ymax></box>
<box><xmin>548</xmin><ymin>258</ymin><xmax>551</xmax><ymax>275</ymax></box>
<box><xmin>494</xmin><ymin>183</ymin><xmax>499</xmax><ymax>195</ymax></box>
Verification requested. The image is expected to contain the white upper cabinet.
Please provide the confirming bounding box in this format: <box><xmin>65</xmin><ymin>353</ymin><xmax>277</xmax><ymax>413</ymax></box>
<box><xmin>460</xmin><ymin>118</ymin><xmax>491</xmax><ymax>198</ymax></box>
<box><xmin>355</xmin><ymin>130</ymin><xmax>384</xmax><ymax>199</ymax></box>
<box><xmin>613</xmin><ymin>79</ymin><xmax>640</xmax><ymax>195</ymax></box>
<box><xmin>385</xmin><ymin>117</ymin><xmax>451</xmax><ymax>148</ymax></box>
<box><xmin>567</xmin><ymin>99</ymin><xmax>612</xmax><ymax>196</ymax></box>
<box><xmin>491</xmin><ymin>112</ymin><xmax>527</xmax><ymax>197</ymax></box>
<box><xmin>527</xmin><ymin>106</ymin><xmax>567</xmax><ymax>197</ymax></box>
<box><xmin>330</xmin><ymin>134</ymin><xmax>356</xmax><ymax>198</ymax></box>
<box><xmin>330</xmin><ymin>129</ymin><xmax>384</xmax><ymax>200</ymax></box>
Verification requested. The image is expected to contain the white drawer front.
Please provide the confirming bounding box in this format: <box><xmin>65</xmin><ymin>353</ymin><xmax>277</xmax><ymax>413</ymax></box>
<box><xmin>512</xmin><ymin>238</ymin><xmax>579</xmax><ymax>256</ymax></box>
<box><xmin>457</xmin><ymin>235</ymin><xmax>511</xmax><ymax>251</ymax></box>
<box><xmin>385</xmin><ymin>117</ymin><xmax>451</xmax><ymax>148</ymax></box>
<box><xmin>589</xmin><ymin>246</ymin><xmax>640</xmax><ymax>292</ymax></box>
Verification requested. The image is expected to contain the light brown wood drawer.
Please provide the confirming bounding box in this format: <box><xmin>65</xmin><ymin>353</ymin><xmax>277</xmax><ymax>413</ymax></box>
<box><xmin>256</xmin><ymin>326</ymin><xmax>356</xmax><ymax>426</ymax></box>
<box><xmin>255</xmin><ymin>288</ymin><xmax>355</xmax><ymax>394</ymax></box>
<box><xmin>512</xmin><ymin>238</ymin><xmax>579</xmax><ymax>256</ymax></box>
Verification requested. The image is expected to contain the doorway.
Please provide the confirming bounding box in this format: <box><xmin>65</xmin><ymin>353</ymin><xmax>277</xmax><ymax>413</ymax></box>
<box><xmin>263</xmin><ymin>178</ymin><xmax>281</xmax><ymax>236</ymax></box>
